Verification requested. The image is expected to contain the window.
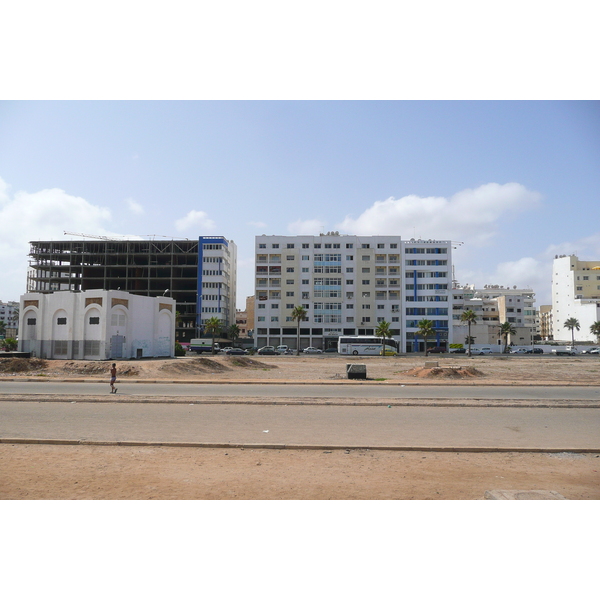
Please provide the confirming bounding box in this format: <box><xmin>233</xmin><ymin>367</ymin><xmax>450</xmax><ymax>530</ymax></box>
<box><xmin>390</xmin><ymin>243</ymin><xmax>397</xmax><ymax>249</ymax></box>
<box><xmin>271</xmin><ymin>303</ymin><xmax>279</xmax><ymax>309</ymax></box>
<box><xmin>271</xmin><ymin>316</ymin><xmax>279</xmax><ymax>322</ymax></box>
<box><xmin>258</xmin><ymin>303</ymin><xmax>265</xmax><ymax>309</ymax></box>
<box><xmin>286</xmin><ymin>279</ymin><xmax>294</xmax><ymax>284</ymax></box>
<box><xmin>57</xmin><ymin>317</ymin><xmax>67</xmax><ymax>325</ymax></box>
<box><xmin>362</xmin><ymin>304</ymin><xmax>371</xmax><ymax>309</ymax></box>
<box><xmin>84</xmin><ymin>340</ymin><xmax>100</xmax><ymax>356</ymax></box>
<box><xmin>346</xmin><ymin>268</ymin><xmax>354</xmax><ymax>273</ymax></box>
<box><xmin>362</xmin><ymin>268</ymin><xmax>370</xmax><ymax>273</ymax></box>
<box><xmin>346</xmin><ymin>255</ymin><xmax>354</xmax><ymax>260</ymax></box>
<box><xmin>53</xmin><ymin>340</ymin><xmax>68</xmax><ymax>355</ymax></box>
<box><xmin>258</xmin><ymin>316</ymin><xmax>266</xmax><ymax>321</ymax></box>
<box><xmin>377</xmin><ymin>304</ymin><xmax>384</xmax><ymax>309</ymax></box>
<box><xmin>259</xmin><ymin>243</ymin><xmax>266</xmax><ymax>249</ymax></box>
<box><xmin>286</xmin><ymin>304</ymin><xmax>294</xmax><ymax>309</ymax></box>
<box><xmin>314</xmin><ymin>244</ymin><xmax>321</xmax><ymax>249</ymax></box>
<box><xmin>362</xmin><ymin>255</ymin><xmax>370</xmax><ymax>261</ymax></box>
<box><xmin>346</xmin><ymin>316</ymin><xmax>354</xmax><ymax>322</ymax></box>
<box><xmin>286</xmin><ymin>291</ymin><xmax>295</xmax><ymax>297</ymax></box>
<box><xmin>361</xmin><ymin>244</ymin><xmax>370</xmax><ymax>249</ymax></box>
<box><xmin>362</xmin><ymin>280</ymin><xmax>370</xmax><ymax>285</ymax></box>
<box><xmin>302</xmin><ymin>255</ymin><xmax>310</xmax><ymax>261</ymax></box>
<box><xmin>287</xmin><ymin>243</ymin><xmax>295</xmax><ymax>248</ymax></box>
<box><xmin>272</xmin><ymin>244</ymin><xmax>279</xmax><ymax>248</ymax></box>
<box><xmin>302</xmin><ymin>268</ymin><xmax>309</xmax><ymax>273</ymax></box>
<box><xmin>302</xmin><ymin>279</ymin><xmax>309</xmax><ymax>285</ymax></box>
<box><xmin>286</xmin><ymin>267</ymin><xmax>295</xmax><ymax>273</ymax></box>
<box><xmin>346</xmin><ymin>279</ymin><xmax>354</xmax><ymax>285</ymax></box>
<box><xmin>286</xmin><ymin>255</ymin><xmax>294</xmax><ymax>261</ymax></box>
<box><xmin>377</xmin><ymin>243</ymin><xmax>385</xmax><ymax>249</ymax></box>
<box><xmin>89</xmin><ymin>316</ymin><xmax>100</xmax><ymax>325</ymax></box>
<box><xmin>27</xmin><ymin>318</ymin><xmax>36</xmax><ymax>325</ymax></box>
<box><xmin>325</xmin><ymin>243</ymin><xmax>332</xmax><ymax>248</ymax></box>
<box><xmin>346</xmin><ymin>243</ymin><xmax>353</xmax><ymax>248</ymax></box>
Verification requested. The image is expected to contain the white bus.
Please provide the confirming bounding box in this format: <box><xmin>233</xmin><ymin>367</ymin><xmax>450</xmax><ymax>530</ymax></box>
<box><xmin>337</xmin><ymin>335</ymin><xmax>399</xmax><ymax>356</ymax></box>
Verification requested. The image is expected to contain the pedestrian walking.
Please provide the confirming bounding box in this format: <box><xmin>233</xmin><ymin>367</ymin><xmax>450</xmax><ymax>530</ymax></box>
<box><xmin>110</xmin><ymin>363</ymin><xmax>118</xmax><ymax>394</ymax></box>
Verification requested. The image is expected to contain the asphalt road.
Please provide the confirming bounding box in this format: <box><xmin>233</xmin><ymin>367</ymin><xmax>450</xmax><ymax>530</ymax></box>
<box><xmin>1</xmin><ymin>381</ymin><xmax>600</xmax><ymax>401</ymax></box>
<box><xmin>1</xmin><ymin>400</ymin><xmax>599</xmax><ymax>451</ymax></box>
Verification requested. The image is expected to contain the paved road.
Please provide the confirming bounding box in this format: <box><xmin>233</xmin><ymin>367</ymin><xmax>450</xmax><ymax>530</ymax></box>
<box><xmin>1</xmin><ymin>381</ymin><xmax>600</xmax><ymax>401</ymax></box>
<box><xmin>1</xmin><ymin>401</ymin><xmax>599</xmax><ymax>450</ymax></box>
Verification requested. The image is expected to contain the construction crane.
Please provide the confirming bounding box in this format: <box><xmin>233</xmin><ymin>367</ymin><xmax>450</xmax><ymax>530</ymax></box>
<box><xmin>64</xmin><ymin>231</ymin><xmax>189</xmax><ymax>241</ymax></box>
<box><xmin>63</xmin><ymin>231</ymin><xmax>124</xmax><ymax>241</ymax></box>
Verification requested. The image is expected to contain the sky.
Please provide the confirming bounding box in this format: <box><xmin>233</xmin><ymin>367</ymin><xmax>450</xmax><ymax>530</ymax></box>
<box><xmin>1</xmin><ymin>100</ymin><xmax>599</xmax><ymax>307</ymax></box>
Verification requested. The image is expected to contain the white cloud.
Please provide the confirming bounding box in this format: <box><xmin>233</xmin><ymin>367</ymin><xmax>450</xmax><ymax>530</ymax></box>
<box><xmin>0</xmin><ymin>176</ymin><xmax>114</xmax><ymax>300</ymax></box>
<box><xmin>125</xmin><ymin>197</ymin><xmax>144</xmax><ymax>215</ymax></box>
<box><xmin>175</xmin><ymin>210</ymin><xmax>216</xmax><ymax>232</ymax></box>
<box><xmin>336</xmin><ymin>183</ymin><xmax>541</xmax><ymax>246</ymax></box>
<box><xmin>287</xmin><ymin>218</ymin><xmax>326</xmax><ymax>235</ymax></box>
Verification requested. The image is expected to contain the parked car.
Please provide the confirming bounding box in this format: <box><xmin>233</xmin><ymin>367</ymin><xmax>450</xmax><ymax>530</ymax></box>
<box><xmin>324</xmin><ymin>348</ymin><xmax>338</xmax><ymax>353</ymax></box>
<box><xmin>426</xmin><ymin>347</ymin><xmax>446</xmax><ymax>353</ymax></box>
<box><xmin>527</xmin><ymin>348</ymin><xmax>544</xmax><ymax>354</ymax></box>
<box><xmin>449</xmin><ymin>348</ymin><xmax>466</xmax><ymax>354</ymax></box>
<box><xmin>476</xmin><ymin>348</ymin><xmax>493</xmax><ymax>355</ymax></box>
<box><xmin>224</xmin><ymin>348</ymin><xmax>248</xmax><ymax>355</ymax></box>
<box><xmin>581</xmin><ymin>347</ymin><xmax>599</xmax><ymax>354</ymax></box>
<box><xmin>510</xmin><ymin>348</ymin><xmax>528</xmax><ymax>354</ymax></box>
<box><xmin>276</xmin><ymin>345</ymin><xmax>289</xmax><ymax>354</ymax></box>
<box><xmin>257</xmin><ymin>346</ymin><xmax>278</xmax><ymax>355</ymax></box>
<box><xmin>303</xmin><ymin>347</ymin><xmax>323</xmax><ymax>354</ymax></box>
<box><xmin>219</xmin><ymin>347</ymin><xmax>233</xmax><ymax>354</ymax></box>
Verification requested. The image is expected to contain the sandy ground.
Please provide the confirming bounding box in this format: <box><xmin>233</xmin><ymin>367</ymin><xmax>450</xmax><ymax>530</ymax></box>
<box><xmin>1</xmin><ymin>354</ymin><xmax>599</xmax><ymax>500</ymax></box>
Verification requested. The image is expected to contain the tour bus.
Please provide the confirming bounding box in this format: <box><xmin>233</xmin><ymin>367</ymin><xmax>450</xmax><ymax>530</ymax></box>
<box><xmin>337</xmin><ymin>335</ymin><xmax>399</xmax><ymax>356</ymax></box>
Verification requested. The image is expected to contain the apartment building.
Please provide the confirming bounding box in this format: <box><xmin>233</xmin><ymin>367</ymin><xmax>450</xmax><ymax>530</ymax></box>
<box><xmin>235</xmin><ymin>296</ymin><xmax>255</xmax><ymax>338</ymax></box>
<box><xmin>254</xmin><ymin>233</ymin><xmax>453</xmax><ymax>352</ymax></box>
<box><xmin>452</xmin><ymin>284</ymin><xmax>537</xmax><ymax>346</ymax></box>
<box><xmin>552</xmin><ymin>254</ymin><xmax>600</xmax><ymax>342</ymax></box>
<box><xmin>0</xmin><ymin>300</ymin><xmax>19</xmax><ymax>338</ymax></box>
<box><xmin>538</xmin><ymin>305</ymin><xmax>553</xmax><ymax>340</ymax></box>
<box><xmin>27</xmin><ymin>236</ymin><xmax>236</xmax><ymax>344</ymax></box>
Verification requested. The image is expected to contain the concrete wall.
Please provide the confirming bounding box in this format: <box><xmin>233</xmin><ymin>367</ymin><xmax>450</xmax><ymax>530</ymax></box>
<box><xmin>18</xmin><ymin>290</ymin><xmax>176</xmax><ymax>360</ymax></box>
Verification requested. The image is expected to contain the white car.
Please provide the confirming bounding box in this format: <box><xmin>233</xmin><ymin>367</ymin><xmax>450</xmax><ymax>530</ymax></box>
<box><xmin>303</xmin><ymin>347</ymin><xmax>323</xmax><ymax>354</ymax></box>
<box><xmin>476</xmin><ymin>348</ymin><xmax>493</xmax><ymax>355</ymax></box>
<box><xmin>581</xmin><ymin>347</ymin><xmax>599</xmax><ymax>354</ymax></box>
<box><xmin>510</xmin><ymin>348</ymin><xmax>528</xmax><ymax>354</ymax></box>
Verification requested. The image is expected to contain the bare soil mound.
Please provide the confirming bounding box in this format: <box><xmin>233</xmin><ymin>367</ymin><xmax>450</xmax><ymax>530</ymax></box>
<box><xmin>405</xmin><ymin>366</ymin><xmax>485</xmax><ymax>379</ymax></box>
<box><xmin>158</xmin><ymin>357</ymin><xmax>232</xmax><ymax>375</ymax></box>
<box><xmin>61</xmin><ymin>362</ymin><xmax>140</xmax><ymax>377</ymax></box>
<box><xmin>0</xmin><ymin>358</ymin><xmax>48</xmax><ymax>373</ymax></box>
<box><xmin>224</xmin><ymin>357</ymin><xmax>277</xmax><ymax>369</ymax></box>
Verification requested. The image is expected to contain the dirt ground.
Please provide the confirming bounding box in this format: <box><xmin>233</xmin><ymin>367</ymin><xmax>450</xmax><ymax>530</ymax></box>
<box><xmin>1</xmin><ymin>352</ymin><xmax>600</xmax><ymax>384</ymax></box>
<box><xmin>1</xmin><ymin>354</ymin><xmax>599</xmax><ymax>500</ymax></box>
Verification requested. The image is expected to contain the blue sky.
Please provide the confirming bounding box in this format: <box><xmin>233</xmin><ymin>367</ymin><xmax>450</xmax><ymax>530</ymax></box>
<box><xmin>1</xmin><ymin>100</ymin><xmax>599</xmax><ymax>307</ymax></box>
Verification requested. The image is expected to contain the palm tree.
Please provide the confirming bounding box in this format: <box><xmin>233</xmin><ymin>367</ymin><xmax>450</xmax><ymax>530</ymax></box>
<box><xmin>204</xmin><ymin>317</ymin><xmax>222</xmax><ymax>354</ymax></box>
<box><xmin>228</xmin><ymin>324</ymin><xmax>240</xmax><ymax>347</ymax></box>
<box><xmin>416</xmin><ymin>319</ymin><xmax>435</xmax><ymax>356</ymax></box>
<box><xmin>564</xmin><ymin>317</ymin><xmax>580</xmax><ymax>347</ymax></box>
<box><xmin>590</xmin><ymin>321</ymin><xmax>600</xmax><ymax>344</ymax></box>
<box><xmin>290</xmin><ymin>306</ymin><xmax>307</xmax><ymax>355</ymax></box>
<box><xmin>499</xmin><ymin>321</ymin><xmax>516</xmax><ymax>353</ymax></box>
<box><xmin>460</xmin><ymin>309</ymin><xmax>477</xmax><ymax>357</ymax></box>
<box><xmin>375</xmin><ymin>320</ymin><xmax>392</xmax><ymax>356</ymax></box>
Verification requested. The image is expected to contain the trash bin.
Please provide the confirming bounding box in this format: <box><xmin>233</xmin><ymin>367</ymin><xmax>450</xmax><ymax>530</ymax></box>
<box><xmin>347</xmin><ymin>363</ymin><xmax>367</xmax><ymax>380</ymax></box>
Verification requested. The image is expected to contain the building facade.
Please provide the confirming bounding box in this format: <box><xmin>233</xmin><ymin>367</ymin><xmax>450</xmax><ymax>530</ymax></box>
<box><xmin>452</xmin><ymin>284</ymin><xmax>537</xmax><ymax>347</ymax></box>
<box><xmin>254</xmin><ymin>234</ymin><xmax>453</xmax><ymax>352</ymax></box>
<box><xmin>19</xmin><ymin>290</ymin><xmax>176</xmax><ymax>360</ymax></box>
<box><xmin>27</xmin><ymin>236</ymin><xmax>236</xmax><ymax>344</ymax></box>
<box><xmin>552</xmin><ymin>255</ymin><xmax>600</xmax><ymax>342</ymax></box>
<box><xmin>0</xmin><ymin>300</ymin><xmax>19</xmax><ymax>338</ymax></box>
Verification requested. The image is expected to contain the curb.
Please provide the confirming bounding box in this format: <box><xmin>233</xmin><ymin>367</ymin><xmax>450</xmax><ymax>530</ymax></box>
<box><xmin>1</xmin><ymin>438</ymin><xmax>599</xmax><ymax>453</ymax></box>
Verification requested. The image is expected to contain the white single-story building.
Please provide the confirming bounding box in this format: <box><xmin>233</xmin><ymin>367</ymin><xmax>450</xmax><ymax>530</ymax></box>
<box><xmin>18</xmin><ymin>290</ymin><xmax>176</xmax><ymax>360</ymax></box>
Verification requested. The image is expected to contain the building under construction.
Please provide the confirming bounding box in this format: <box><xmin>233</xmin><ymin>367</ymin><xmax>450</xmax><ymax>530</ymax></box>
<box><xmin>27</xmin><ymin>236</ymin><xmax>237</xmax><ymax>343</ymax></box>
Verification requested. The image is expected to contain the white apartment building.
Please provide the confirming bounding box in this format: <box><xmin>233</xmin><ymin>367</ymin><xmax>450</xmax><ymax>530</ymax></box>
<box><xmin>0</xmin><ymin>300</ymin><xmax>19</xmax><ymax>336</ymax></box>
<box><xmin>198</xmin><ymin>237</ymin><xmax>237</xmax><ymax>332</ymax></box>
<box><xmin>452</xmin><ymin>284</ymin><xmax>537</xmax><ymax>346</ymax></box>
<box><xmin>254</xmin><ymin>233</ymin><xmax>453</xmax><ymax>352</ymax></box>
<box><xmin>552</xmin><ymin>254</ymin><xmax>600</xmax><ymax>342</ymax></box>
